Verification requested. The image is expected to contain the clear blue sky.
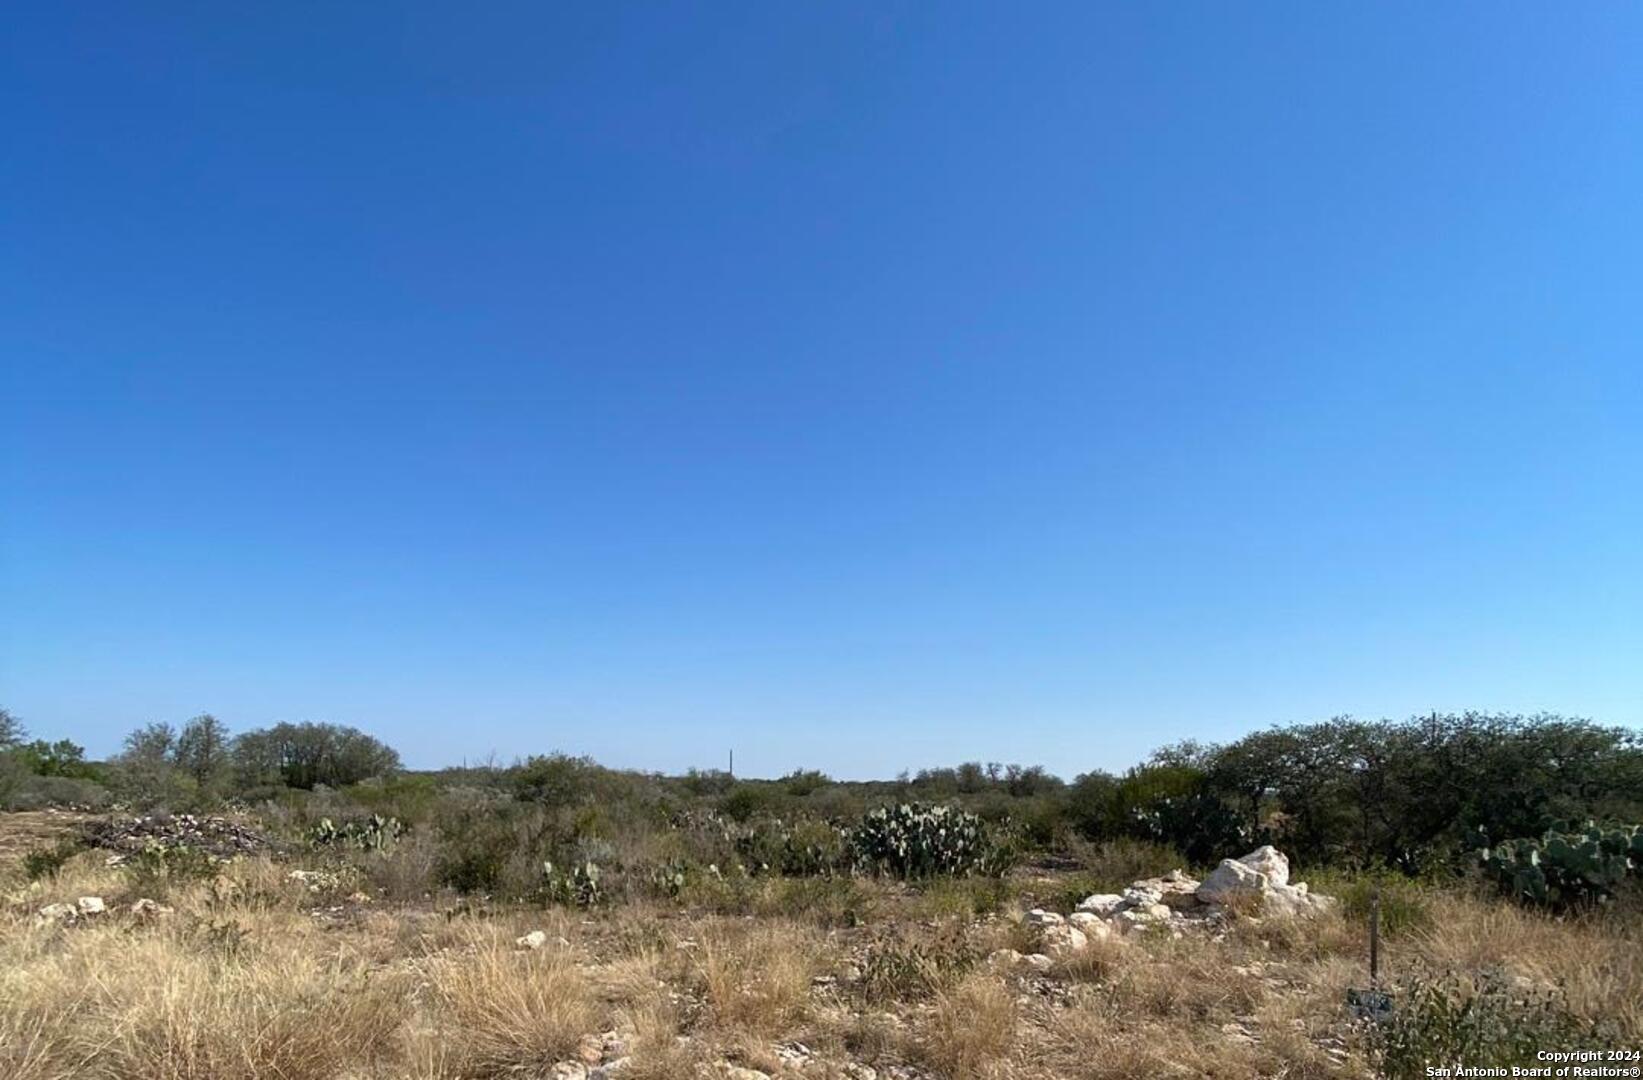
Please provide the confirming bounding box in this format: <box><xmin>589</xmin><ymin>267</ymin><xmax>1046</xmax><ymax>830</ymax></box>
<box><xmin>4</xmin><ymin>4</ymin><xmax>1640</xmax><ymax>778</ymax></box>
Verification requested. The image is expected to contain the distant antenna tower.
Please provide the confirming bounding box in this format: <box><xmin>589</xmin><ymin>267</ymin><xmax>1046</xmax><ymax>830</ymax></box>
<box><xmin>729</xmin><ymin>749</ymin><xmax>734</xmax><ymax>778</ymax></box>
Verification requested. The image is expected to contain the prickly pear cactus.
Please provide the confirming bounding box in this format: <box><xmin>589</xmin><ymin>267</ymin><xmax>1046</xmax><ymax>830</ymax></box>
<box><xmin>307</xmin><ymin>814</ymin><xmax>405</xmax><ymax>852</ymax></box>
<box><xmin>850</xmin><ymin>803</ymin><xmax>1014</xmax><ymax>879</ymax></box>
<box><xmin>1475</xmin><ymin>820</ymin><xmax>1639</xmax><ymax>907</ymax></box>
<box><xmin>541</xmin><ymin>859</ymin><xmax>602</xmax><ymax>907</ymax></box>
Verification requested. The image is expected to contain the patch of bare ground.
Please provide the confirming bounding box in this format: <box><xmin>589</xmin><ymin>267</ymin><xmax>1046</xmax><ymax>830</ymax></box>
<box><xmin>0</xmin><ymin>810</ymin><xmax>92</xmax><ymax>868</ymax></box>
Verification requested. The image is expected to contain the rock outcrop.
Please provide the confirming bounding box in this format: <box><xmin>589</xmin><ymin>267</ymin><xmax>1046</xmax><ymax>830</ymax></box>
<box><xmin>1196</xmin><ymin>845</ymin><xmax>1332</xmax><ymax>915</ymax></box>
<box><xmin>1027</xmin><ymin>846</ymin><xmax>1333</xmax><ymax>956</ymax></box>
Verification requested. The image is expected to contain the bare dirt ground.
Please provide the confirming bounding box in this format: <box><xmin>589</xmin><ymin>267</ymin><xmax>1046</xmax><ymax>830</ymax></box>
<box><xmin>0</xmin><ymin>810</ymin><xmax>92</xmax><ymax>866</ymax></box>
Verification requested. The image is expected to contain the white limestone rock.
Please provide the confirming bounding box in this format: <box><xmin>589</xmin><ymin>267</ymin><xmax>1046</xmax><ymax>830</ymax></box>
<box><xmin>1075</xmin><ymin>893</ymin><xmax>1126</xmax><ymax>917</ymax></box>
<box><xmin>1067</xmin><ymin>911</ymin><xmax>1114</xmax><ymax>939</ymax></box>
<box><xmin>1040</xmin><ymin>923</ymin><xmax>1088</xmax><ymax>957</ymax></box>
<box><xmin>1237</xmin><ymin>845</ymin><xmax>1290</xmax><ymax>887</ymax></box>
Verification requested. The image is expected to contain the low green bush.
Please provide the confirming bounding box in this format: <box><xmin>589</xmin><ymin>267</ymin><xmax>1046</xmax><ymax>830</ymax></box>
<box><xmin>23</xmin><ymin>836</ymin><xmax>86</xmax><ymax>880</ymax></box>
<box><xmin>1372</xmin><ymin>971</ymin><xmax>1614</xmax><ymax>1079</ymax></box>
<box><xmin>1306</xmin><ymin>866</ymin><xmax>1436</xmax><ymax>936</ymax></box>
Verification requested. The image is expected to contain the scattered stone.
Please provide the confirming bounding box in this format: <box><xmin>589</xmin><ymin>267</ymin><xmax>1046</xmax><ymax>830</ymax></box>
<box><xmin>841</xmin><ymin>1066</ymin><xmax>879</xmax><ymax>1080</ymax></box>
<box><xmin>516</xmin><ymin>930</ymin><xmax>549</xmax><ymax>950</ymax></box>
<box><xmin>987</xmin><ymin>948</ymin><xmax>1026</xmax><ymax>968</ymax></box>
<box><xmin>1066</xmin><ymin>911</ymin><xmax>1113</xmax><ymax>939</ymax></box>
<box><xmin>1039</xmin><ymin>923</ymin><xmax>1088</xmax><ymax>957</ymax></box>
<box><xmin>589</xmin><ymin>1059</ymin><xmax>630</xmax><ymax>1079</ymax></box>
<box><xmin>286</xmin><ymin>869</ymin><xmax>344</xmax><ymax>893</ymax></box>
<box><xmin>129</xmin><ymin>898</ymin><xmax>175</xmax><ymax>919</ymax></box>
<box><xmin>548</xmin><ymin>1064</ymin><xmax>588</xmax><ymax>1080</ymax></box>
<box><xmin>1075</xmin><ymin>893</ymin><xmax>1126</xmax><ymax>916</ymax></box>
<box><xmin>1022</xmin><ymin>953</ymin><xmax>1054</xmax><ymax>972</ymax></box>
<box><xmin>1046</xmin><ymin>846</ymin><xmax>1331</xmax><ymax>940</ymax></box>
<box><xmin>575</xmin><ymin>1033</ymin><xmax>605</xmax><ymax>1065</ymax></box>
<box><xmin>1111</xmin><ymin>907</ymin><xmax>1169</xmax><ymax>935</ymax></box>
<box><xmin>76</xmin><ymin>896</ymin><xmax>106</xmax><ymax>915</ymax></box>
<box><xmin>719</xmin><ymin>1067</ymin><xmax>771</xmax><ymax>1080</ymax></box>
<box><xmin>37</xmin><ymin>902</ymin><xmax>77</xmax><ymax>923</ymax></box>
<box><xmin>84</xmin><ymin>814</ymin><xmax>274</xmax><ymax>864</ymax></box>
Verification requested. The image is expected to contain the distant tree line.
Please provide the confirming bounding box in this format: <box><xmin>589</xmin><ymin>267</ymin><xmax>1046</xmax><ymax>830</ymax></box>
<box><xmin>1059</xmin><ymin>713</ymin><xmax>1643</xmax><ymax>872</ymax></box>
<box><xmin>0</xmin><ymin>707</ymin><xmax>400</xmax><ymax>810</ymax></box>
<box><xmin>2</xmin><ymin>706</ymin><xmax>1638</xmax><ymax>880</ymax></box>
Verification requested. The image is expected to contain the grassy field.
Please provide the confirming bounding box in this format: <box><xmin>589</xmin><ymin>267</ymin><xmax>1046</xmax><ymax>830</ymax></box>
<box><xmin>1</xmin><ymin>812</ymin><xmax>1637</xmax><ymax>1080</ymax></box>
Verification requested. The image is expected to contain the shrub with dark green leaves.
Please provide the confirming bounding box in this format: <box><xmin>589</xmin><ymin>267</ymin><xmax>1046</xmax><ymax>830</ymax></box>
<box><xmin>851</xmin><ymin>803</ymin><xmax>1014</xmax><ymax>879</ymax></box>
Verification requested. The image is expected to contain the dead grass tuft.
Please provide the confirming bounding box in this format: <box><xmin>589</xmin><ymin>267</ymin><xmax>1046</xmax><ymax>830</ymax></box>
<box><xmin>421</xmin><ymin>924</ymin><xmax>601</xmax><ymax>1075</ymax></box>
<box><xmin>923</xmin><ymin>971</ymin><xmax>1017</xmax><ymax>1078</ymax></box>
<box><xmin>694</xmin><ymin>920</ymin><xmax>822</xmax><ymax>1037</ymax></box>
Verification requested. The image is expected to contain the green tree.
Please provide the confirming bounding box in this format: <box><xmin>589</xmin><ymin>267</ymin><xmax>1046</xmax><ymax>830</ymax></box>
<box><xmin>121</xmin><ymin>722</ymin><xmax>177</xmax><ymax>766</ymax></box>
<box><xmin>14</xmin><ymin>738</ymin><xmax>93</xmax><ymax>778</ymax></box>
<box><xmin>0</xmin><ymin>707</ymin><xmax>24</xmax><ymax>750</ymax></box>
<box><xmin>175</xmin><ymin>714</ymin><xmax>231</xmax><ymax>790</ymax></box>
<box><xmin>233</xmin><ymin>722</ymin><xmax>400</xmax><ymax>789</ymax></box>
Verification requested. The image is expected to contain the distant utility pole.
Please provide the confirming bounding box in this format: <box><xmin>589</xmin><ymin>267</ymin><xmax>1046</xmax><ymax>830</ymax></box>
<box><xmin>728</xmin><ymin>749</ymin><xmax>734</xmax><ymax>778</ymax></box>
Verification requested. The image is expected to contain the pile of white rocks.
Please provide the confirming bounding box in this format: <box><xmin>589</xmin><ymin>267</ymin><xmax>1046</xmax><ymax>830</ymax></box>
<box><xmin>35</xmin><ymin>895</ymin><xmax>174</xmax><ymax>924</ymax></box>
<box><xmin>1005</xmin><ymin>846</ymin><xmax>1333</xmax><ymax>964</ymax></box>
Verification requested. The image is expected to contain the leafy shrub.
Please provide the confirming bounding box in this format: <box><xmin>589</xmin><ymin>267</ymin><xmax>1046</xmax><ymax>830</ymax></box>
<box><xmin>1475</xmin><ymin>820</ymin><xmax>1641</xmax><ymax>907</ymax></box>
<box><xmin>1306</xmin><ymin>866</ymin><xmax>1434</xmax><ymax>935</ymax></box>
<box><xmin>1</xmin><ymin>773</ymin><xmax>114</xmax><ymax>811</ymax></box>
<box><xmin>731</xmin><ymin>816</ymin><xmax>851</xmax><ymax>877</ymax></box>
<box><xmin>720</xmin><ymin>783</ymin><xmax>779</xmax><ymax>823</ymax></box>
<box><xmin>851</xmin><ymin>803</ymin><xmax>1015</xmax><ymax>879</ymax></box>
<box><xmin>23</xmin><ymin>836</ymin><xmax>86</xmax><ymax>880</ymax></box>
<box><xmin>1372</xmin><ymin>971</ymin><xmax>1614</xmax><ymax>1079</ymax></box>
<box><xmin>124</xmin><ymin>841</ymin><xmax>220</xmax><ymax>897</ymax></box>
<box><xmin>782</xmin><ymin>769</ymin><xmax>831</xmax><ymax>797</ymax></box>
<box><xmin>433</xmin><ymin>795</ymin><xmax>520</xmax><ymax>894</ymax></box>
<box><xmin>915</xmin><ymin>876</ymin><xmax>1015</xmax><ymax>918</ymax></box>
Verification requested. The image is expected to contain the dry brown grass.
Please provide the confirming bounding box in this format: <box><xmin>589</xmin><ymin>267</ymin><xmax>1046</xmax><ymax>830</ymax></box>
<box><xmin>693</xmin><ymin>920</ymin><xmax>823</xmax><ymax>1038</ymax></box>
<box><xmin>0</xmin><ymin>910</ymin><xmax>408</xmax><ymax>1080</ymax></box>
<box><xmin>418</xmin><ymin>923</ymin><xmax>601</xmax><ymax>1076</ymax></box>
<box><xmin>923</xmin><ymin>971</ymin><xmax>1018</xmax><ymax>1078</ymax></box>
<box><xmin>2</xmin><ymin>827</ymin><xmax>1636</xmax><ymax>1080</ymax></box>
<box><xmin>614</xmin><ymin>999</ymin><xmax>707</xmax><ymax>1080</ymax></box>
<box><xmin>1397</xmin><ymin>890</ymin><xmax>1643</xmax><ymax>1039</ymax></box>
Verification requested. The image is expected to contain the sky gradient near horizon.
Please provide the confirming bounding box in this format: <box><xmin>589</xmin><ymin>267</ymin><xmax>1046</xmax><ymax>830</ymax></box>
<box><xmin>4</xmin><ymin>4</ymin><xmax>1641</xmax><ymax>778</ymax></box>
